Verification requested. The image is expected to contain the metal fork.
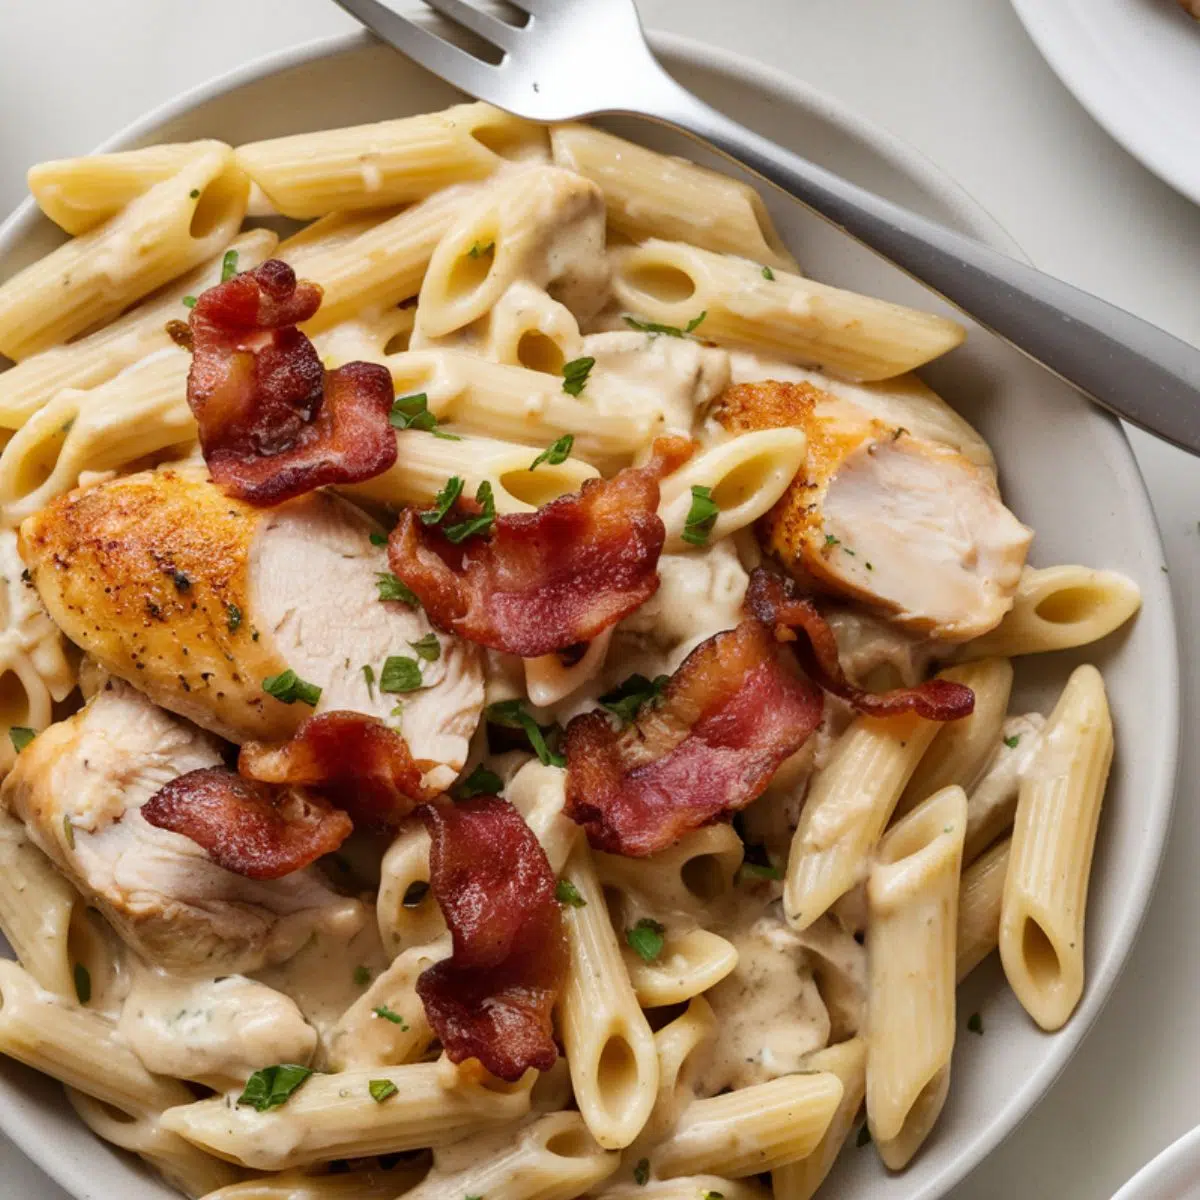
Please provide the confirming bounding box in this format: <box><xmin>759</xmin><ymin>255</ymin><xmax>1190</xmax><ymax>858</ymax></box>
<box><xmin>333</xmin><ymin>0</ymin><xmax>1200</xmax><ymax>455</ymax></box>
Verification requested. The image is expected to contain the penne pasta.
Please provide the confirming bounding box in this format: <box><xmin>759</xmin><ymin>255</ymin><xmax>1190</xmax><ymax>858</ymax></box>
<box><xmin>611</xmin><ymin>240</ymin><xmax>965</xmax><ymax>381</ymax></box>
<box><xmin>1000</xmin><ymin>665</ymin><xmax>1113</xmax><ymax>1031</ymax></box>
<box><xmin>557</xmin><ymin>841</ymin><xmax>660</xmax><ymax>1150</ymax></box>
<box><xmin>0</xmin><ymin>145</ymin><xmax>248</xmax><ymax>361</ymax></box>
<box><xmin>958</xmin><ymin>565</ymin><xmax>1142</xmax><ymax>660</ymax></box>
<box><xmin>200</xmin><ymin>1165</ymin><xmax>426</xmax><ymax>1200</ymax></box>
<box><xmin>866</xmin><ymin>786</ymin><xmax>966</xmax><ymax>1169</ymax></box>
<box><xmin>957</xmin><ymin>837</ymin><xmax>1011</xmax><ymax>982</ymax></box>
<box><xmin>236</xmin><ymin>103</ymin><xmax>548</xmax><ymax>218</ymax></box>
<box><xmin>623</xmin><ymin>927</ymin><xmax>739</xmax><ymax>1008</ymax></box>
<box><xmin>376</xmin><ymin>823</ymin><xmax>445</xmax><ymax>956</ymax></box>
<box><xmin>550</xmin><ymin>124</ymin><xmax>797</xmax><ymax>270</ymax></box>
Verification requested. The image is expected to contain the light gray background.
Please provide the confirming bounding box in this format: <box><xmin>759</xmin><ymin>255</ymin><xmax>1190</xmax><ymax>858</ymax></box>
<box><xmin>1</xmin><ymin>2</ymin><xmax>1198</xmax><ymax>1196</ymax></box>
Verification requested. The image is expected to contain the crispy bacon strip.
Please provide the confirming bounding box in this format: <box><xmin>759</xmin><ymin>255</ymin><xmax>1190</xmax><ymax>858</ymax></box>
<box><xmin>239</xmin><ymin>711</ymin><xmax>436</xmax><ymax>832</ymax></box>
<box><xmin>416</xmin><ymin>797</ymin><xmax>567</xmax><ymax>1081</ymax></box>
<box><xmin>565</xmin><ymin>619</ymin><xmax>824</xmax><ymax>856</ymax></box>
<box><xmin>187</xmin><ymin>259</ymin><xmax>396</xmax><ymax>505</ymax></box>
<box><xmin>141</xmin><ymin>766</ymin><xmax>352</xmax><ymax>880</ymax></box>
<box><xmin>746</xmin><ymin>568</ymin><xmax>975</xmax><ymax>720</ymax></box>
<box><xmin>387</xmin><ymin>437</ymin><xmax>693</xmax><ymax>658</ymax></box>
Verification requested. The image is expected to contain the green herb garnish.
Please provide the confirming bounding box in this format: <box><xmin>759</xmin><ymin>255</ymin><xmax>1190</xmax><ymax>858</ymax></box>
<box><xmin>625</xmin><ymin>918</ymin><xmax>666</xmax><ymax>963</ymax></box>
<box><xmin>9</xmin><ymin>727</ymin><xmax>35</xmax><ymax>753</ymax></box>
<box><xmin>226</xmin><ymin>603</ymin><xmax>242</xmax><ymax>633</ymax></box>
<box><xmin>182</xmin><ymin>296</ymin><xmax>197</xmax><ymax>309</ymax></box>
<box><xmin>555</xmin><ymin>879</ymin><xmax>587</xmax><ymax>908</ymax></box>
<box><xmin>369</xmin><ymin>1079</ymin><xmax>398</xmax><ymax>1103</ymax></box>
<box><xmin>443</xmin><ymin>480</ymin><xmax>496</xmax><ymax>544</ymax></box>
<box><xmin>353</xmin><ymin>965</ymin><xmax>371</xmax><ymax>987</ymax></box>
<box><xmin>220</xmin><ymin>250</ymin><xmax>239</xmax><ymax>282</ymax></box>
<box><xmin>761</xmin><ymin>266</ymin><xmax>775</xmax><ymax>280</ymax></box>
<box><xmin>362</xmin><ymin>663</ymin><xmax>376</xmax><ymax>700</ymax></box>
<box><xmin>561</xmin><ymin>357</ymin><xmax>594</xmax><ymax>398</ymax></box>
<box><xmin>623</xmin><ymin>312</ymin><xmax>706</xmax><ymax>338</ymax></box>
<box><xmin>530</xmin><ymin>434</ymin><xmax>575</xmax><ymax>470</ymax></box>
<box><xmin>737</xmin><ymin>861</ymin><xmax>783</xmax><ymax>883</ymax></box>
<box><xmin>262</xmin><ymin>670</ymin><xmax>322</xmax><ymax>706</ymax></box>
<box><xmin>238</xmin><ymin>1064</ymin><xmax>313</xmax><ymax>1112</ymax></box>
<box><xmin>373</xmin><ymin>1005</ymin><xmax>408</xmax><ymax>1028</ymax></box>
<box><xmin>376</xmin><ymin>572</ymin><xmax>419</xmax><ymax>607</ymax></box>
<box><xmin>454</xmin><ymin>764</ymin><xmax>504</xmax><ymax>800</ymax></box>
<box><xmin>633</xmin><ymin>1158</ymin><xmax>650</xmax><ymax>1185</ymax></box>
<box><xmin>599</xmin><ymin>673</ymin><xmax>670</xmax><ymax>723</ymax></box>
<box><xmin>421</xmin><ymin>476</ymin><xmax>465</xmax><ymax>526</ymax></box>
<box><xmin>408</xmin><ymin>633</ymin><xmax>440</xmax><ymax>662</ymax></box>
<box><xmin>467</xmin><ymin>240</ymin><xmax>494</xmax><ymax>258</ymax></box>
<box><xmin>369</xmin><ymin>531</ymin><xmax>389</xmax><ymax>546</ymax></box>
<box><xmin>189</xmin><ymin>189</ymin><xmax>200</xmax><ymax>199</ymax></box>
<box><xmin>484</xmin><ymin>699</ymin><xmax>565</xmax><ymax>768</ymax></box>
<box><xmin>379</xmin><ymin>656</ymin><xmax>424</xmax><ymax>694</ymax></box>
<box><xmin>388</xmin><ymin>392</ymin><xmax>460</xmax><ymax>440</ymax></box>
<box><xmin>681</xmin><ymin>485</ymin><xmax>719</xmax><ymax>547</ymax></box>
<box><xmin>1004</xmin><ymin>734</ymin><xmax>1021</xmax><ymax>749</ymax></box>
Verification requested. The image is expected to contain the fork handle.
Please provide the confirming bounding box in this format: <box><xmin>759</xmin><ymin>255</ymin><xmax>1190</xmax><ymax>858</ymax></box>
<box><xmin>645</xmin><ymin>81</ymin><xmax>1200</xmax><ymax>455</ymax></box>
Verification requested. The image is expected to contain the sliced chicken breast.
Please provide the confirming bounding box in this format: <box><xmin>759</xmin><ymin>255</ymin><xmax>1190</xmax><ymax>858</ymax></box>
<box><xmin>1</xmin><ymin>678</ymin><xmax>359</xmax><ymax>975</ymax></box>
<box><xmin>717</xmin><ymin>380</ymin><xmax>1032</xmax><ymax>641</ymax></box>
<box><xmin>20</xmin><ymin>468</ymin><xmax>485</xmax><ymax>787</ymax></box>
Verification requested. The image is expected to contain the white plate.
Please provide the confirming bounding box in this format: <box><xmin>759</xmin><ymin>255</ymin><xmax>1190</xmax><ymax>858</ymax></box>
<box><xmin>1010</xmin><ymin>0</ymin><xmax>1200</xmax><ymax>206</ymax></box>
<box><xmin>1115</xmin><ymin>1126</ymin><xmax>1200</xmax><ymax>1199</ymax></box>
<box><xmin>0</xmin><ymin>29</ymin><xmax>1179</xmax><ymax>1200</ymax></box>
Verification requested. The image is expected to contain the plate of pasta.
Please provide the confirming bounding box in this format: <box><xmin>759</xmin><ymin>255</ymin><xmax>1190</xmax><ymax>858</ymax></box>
<box><xmin>0</xmin><ymin>28</ymin><xmax>1177</xmax><ymax>1200</ymax></box>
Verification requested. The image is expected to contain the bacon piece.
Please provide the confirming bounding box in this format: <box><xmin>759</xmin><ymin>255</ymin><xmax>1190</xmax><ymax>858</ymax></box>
<box><xmin>239</xmin><ymin>711</ymin><xmax>436</xmax><ymax>832</ymax></box>
<box><xmin>565</xmin><ymin>619</ymin><xmax>824</xmax><ymax>857</ymax></box>
<box><xmin>387</xmin><ymin>438</ymin><xmax>693</xmax><ymax>658</ymax></box>
<box><xmin>187</xmin><ymin>259</ymin><xmax>396</xmax><ymax>505</ymax></box>
<box><xmin>416</xmin><ymin>796</ymin><xmax>567</xmax><ymax>1081</ymax></box>
<box><xmin>745</xmin><ymin>568</ymin><xmax>975</xmax><ymax>721</ymax></box>
<box><xmin>141</xmin><ymin>765</ymin><xmax>352</xmax><ymax>881</ymax></box>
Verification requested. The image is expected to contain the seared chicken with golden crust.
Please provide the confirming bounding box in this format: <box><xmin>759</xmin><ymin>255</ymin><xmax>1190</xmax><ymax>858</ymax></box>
<box><xmin>1</xmin><ymin>677</ymin><xmax>358</xmax><ymax>975</ymax></box>
<box><xmin>20</xmin><ymin>468</ymin><xmax>484</xmax><ymax>788</ymax></box>
<box><xmin>717</xmin><ymin>380</ymin><xmax>1032</xmax><ymax>642</ymax></box>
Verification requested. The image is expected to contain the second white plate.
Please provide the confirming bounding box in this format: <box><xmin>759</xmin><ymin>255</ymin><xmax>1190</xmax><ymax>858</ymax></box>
<box><xmin>1011</xmin><ymin>0</ymin><xmax>1200</xmax><ymax>207</ymax></box>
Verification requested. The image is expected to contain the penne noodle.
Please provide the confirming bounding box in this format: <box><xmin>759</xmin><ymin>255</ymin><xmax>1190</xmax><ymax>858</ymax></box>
<box><xmin>866</xmin><ymin>786</ymin><xmax>966</xmax><ymax>1170</ymax></box>
<box><xmin>611</xmin><ymin>240</ymin><xmax>965</xmax><ymax>381</ymax></box>
<box><xmin>1000</xmin><ymin>665</ymin><xmax>1113</xmax><ymax>1031</ymax></box>
<box><xmin>957</xmin><ymin>837</ymin><xmax>1011</xmax><ymax>982</ymax></box>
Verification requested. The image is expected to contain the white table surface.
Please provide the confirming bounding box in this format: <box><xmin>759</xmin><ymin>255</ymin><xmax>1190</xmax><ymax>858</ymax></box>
<box><xmin>2</xmin><ymin>1</ymin><xmax>1198</xmax><ymax>1197</ymax></box>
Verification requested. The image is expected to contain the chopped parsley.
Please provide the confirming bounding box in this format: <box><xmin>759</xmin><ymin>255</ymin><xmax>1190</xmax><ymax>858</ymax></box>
<box><xmin>373</xmin><ymin>1005</ymin><xmax>408</xmax><ymax>1028</ymax></box>
<box><xmin>443</xmin><ymin>480</ymin><xmax>496</xmax><ymax>544</ymax></box>
<box><xmin>389</xmin><ymin>392</ymin><xmax>460</xmax><ymax>440</ymax></box>
<box><xmin>761</xmin><ymin>265</ymin><xmax>775</xmax><ymax>281</ymax></box>
<box><xmin>353</xmin><ymin>965</ymin><xmax>371</xmax><ymax>987</ymax></box>
<box><xmin>599</xmin><ymin>673</ymin><xmax>669</xmax><ymax>723</ymax></box>
<box><xmin>625</xmin><ymin>918</ymin><xmax>666</xmax><ymax>963</ymax></box>
<box><xmin>421</xmin><ymin>476</ymin><xmax>465</xmax><ymax>526</ymax></box>
<box><xmin>454</xmin><ymin>764</ymin><xmax>504</xmax><ymax>800</ymax></box>
<box><xmin>73</xmin><ymin>963</ymin><xmax>91</xmax><ymax>1004</ymax></box>
<box><xmin>530</xmin><ymin>434</ymin><xmax>575</xmax><ymax>471</ymax></box>
<box><xmin>408</xmin><ymin>633</ymin><xmax>440</xmax><ymax>662</ymax></box>
<box><xmin>362</xmin><ymin>663</ymin><xmax>376</xmax><ymax>700</ymax></box>
<box><xmin>62</xmin><ymin>816</ymin><xmax>74</xmax><ymax>849</ymax></box>
<box><xmin>182</xmin><ymin>295</ymin><xmax>197</xmax><ymax>309</ymax></box>
<box><xmin>189</xmin><ymin>188</ymin><xmax>200</xmax><ymax>199</ymax></box>
<box><xmin>824</xmin><ymin>533</ymin><xmax>840</xmax><ymax>549</ymax></box>
<box><xmin>623</xmin><ymin>311</ymin><xmax>707</xmax><ymax>339</ymax></box>
<box><xmin>220</xmin><ymin>249</ymin><xmax>239</xmax><ymax>282</ymax></box>
<box><xmin>1004</xmin><ymin>734</ymin><xmax>1021</xmax><ymax>749</ymax></box>
<box><xmin>856</xmin><ymin>1123</ymin><xmax>872</xmax><ymax>1148</ymax></box>
<box><xmin>226</xmin><ymin>603</ymin><xmax>242</xmax><ymax>633</ymax></box>
<box><xmin>8</xmin><ymin>727</ymin><xmax>35</xmax><ymax>753</ymax></box>
<box><xmin>737</xmin><ymin>861</ymin><xmax>783</xmax><ymax>883</ymax></box>
<box><xmin>561</xmin><ymin>357</ymin><xmax>594</xmax><ymax>398</ymax></box>
<box><xmin>262</xmin><ymin>670</ymin><xmax>321</xmax><ymax>706</ymax></box>
<box><xmin>376</xmin><ymin>572</ymin><xmax>419</xmax><ymax>607</ymax></box>
<box><xmin>238</xmin><ymin>1064</ymin><xmax>313</xmax><ymax>1112</ymax></box>
<box><xmin>967</xmin><ymin>1011</ymin><xmax>984</xmax><ymax>1035</ymax></box>
<box><xmin>369</xmin><ymin>531</ymin><xmax>389</xmax><ymax>547</ymax></box>
<box><xmin>555</xmin><ymin>879</ymin><xmax>586</xmax><ymax>907</ymax></box>
<box><xmin>681</xmin><ymin>485</ymin><xmax>719</xmax><ymax>547</ymax></box>
<box><xmin>467</xmin><ymin>240</ymin><xmax>494</xmax><ymax>258</ymax></box>
<box><xmin>633</xmin><ymin>1157</ymin><xmax>650</xmax><ymax>1185</ymax></box>
<box><xmin>369</xmin><ymin>1079</ymin><xmax>398</xmax><ymax>1103</ymax></box>
<box><xmin>703</xmin><ymin>1193</ymin><xmax>725</xmax><ymax>1200</ymax></box>
<box><xmin>484</xmin><ymin>699</ymin><xmax>565</xmax><ymax>767</ymax></box>
<box><xmin>379</xmin><ymin>656</ymin><xmax>424</xmax><ymax>694</ymax></box>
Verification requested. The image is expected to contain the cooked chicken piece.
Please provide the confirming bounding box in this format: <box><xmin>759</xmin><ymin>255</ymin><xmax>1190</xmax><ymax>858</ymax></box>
<box><xmin>717</xmin><ymin>381</ymin><xmax>1032</xmax><ymax>642</ymax></box>
<box><xmin>20</xmin><ymin>468</ymin><xmax>485</xmax><ymax>788</ymax></box>
<box><xmin>1</xmin><ymin>678</ymin><xmax>359</xmax><ymax>975</ymax></box>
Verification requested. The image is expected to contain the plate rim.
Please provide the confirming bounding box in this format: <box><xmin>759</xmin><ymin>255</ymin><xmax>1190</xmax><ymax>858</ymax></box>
<box><xmin>0</xmin><ymin>26</ymin><xmax>1180</xmax><ymax>1200</ymax></box>
<box><xmin>1009</xmin><ymin>0</ymin><xmax>1200</xmax><ymax>207</ymax></box>
<box><xmin>1113</xmin><ymin>1122</ymin><xmax>1200</xmax><ymax>1199</ymax></box>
